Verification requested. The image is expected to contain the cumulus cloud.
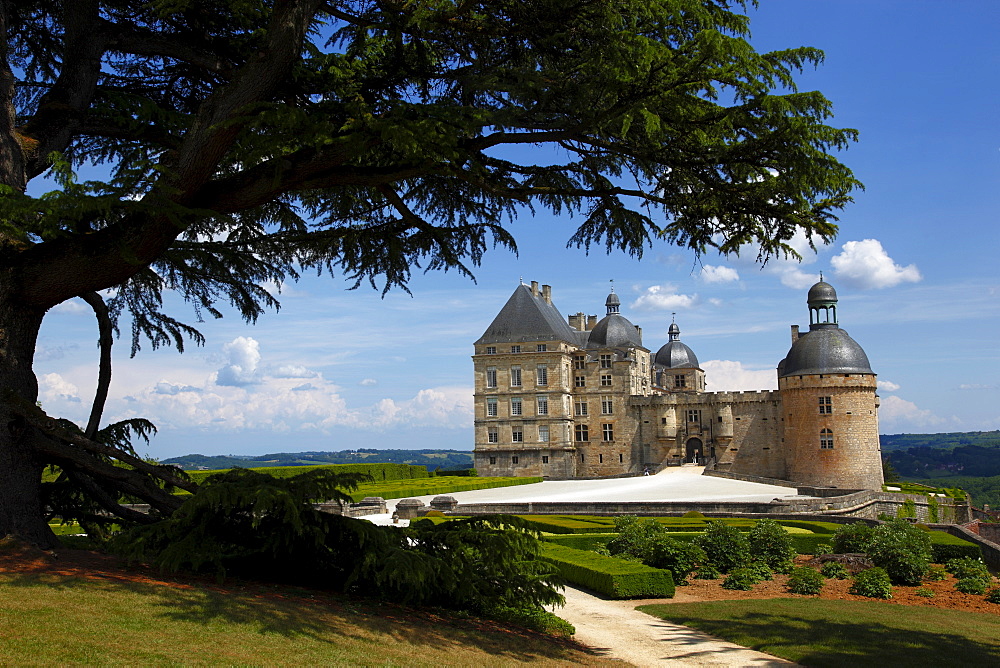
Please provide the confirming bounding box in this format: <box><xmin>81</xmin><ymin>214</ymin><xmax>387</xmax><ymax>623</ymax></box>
<box><xmin>630</xmin><ymin>284</ymin><xmax>697</xmax><ymax>311</ymax></box>
<box><xmin>831</xmin><ymin>239</ymin><xmax>921</xmax><ymax>289</ymax></box>
<box><xmin>701</xmin><ymin>360</ymin><xmax>777</xmax><ymax>392</ymax></box>
<box><xmin>51</xmin><ymin>299</ymin><xmax>89</xmax><ymax>315</ymax></box>
<box><xmin>877</xmin><ymin>380</ymin><xmax>901</xmax><ymax>392</ymax></box>
<box><xmin>700</xmin><ymin>265</ymin><xmax>740</xmax><ymax>284</ymax></box>
<box><xmin>271</xmin><ymin>364</ymin><xmax>317</xmax><ymax>379</ymax></box>
<box><xmin>38</xmin><ymin>373</ymin><xmax>83</xmax><ymax>405</ymax></box>
<box><xmin>726</xmin><ymin>229</ymin><xmax>825</xmax><ymax>289</ymax></box>
<box><xmin>215</xmin><ymin>336</ymin><xmax>262</xmax><ymax>386</ymax></box>
<box><xmin>360</xmin><ymin>378</ymin><xmax>378</xmax><ymax>386</ymax></box>
<box><xmin>877</xmin><ymin>395</ymin><xmax>945</xmax><ymax>431</ymax></box>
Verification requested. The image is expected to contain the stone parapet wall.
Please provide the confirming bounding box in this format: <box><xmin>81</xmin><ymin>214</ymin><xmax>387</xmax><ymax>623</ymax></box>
<box><xmin>932</xmin><ymin>523</ymin><xmax>1000</xmax><ymax>568</ymax></box>
<box><xmin>702</xmin><ymin>469</ymin><xmax>799</xmax><ymax>488</ymax></box>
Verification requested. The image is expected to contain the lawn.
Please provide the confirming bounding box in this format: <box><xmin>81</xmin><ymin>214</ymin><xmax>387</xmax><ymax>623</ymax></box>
<box><xmin>0</xmin><ymin>567</ymin><xmax>611</xmax><ymax>667</ymax></box>
<box><xmin>638</xmin><ymin>599</ymin><xmax>1000</xmax><ymax>667</ymax></box>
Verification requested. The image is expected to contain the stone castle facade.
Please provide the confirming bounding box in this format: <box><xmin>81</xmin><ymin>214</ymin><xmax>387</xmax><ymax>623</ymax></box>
<box><xmin>472</xmin><ymin>279</ymin><xmax>884</xmax><ymax>490</ymax></box>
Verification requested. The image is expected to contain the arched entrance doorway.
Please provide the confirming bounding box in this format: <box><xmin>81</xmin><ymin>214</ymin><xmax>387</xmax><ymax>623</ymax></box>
<box><xmin>685</xmin><ymin>437</ymin><xmax>703</xmax><ymax>464</ymax></box>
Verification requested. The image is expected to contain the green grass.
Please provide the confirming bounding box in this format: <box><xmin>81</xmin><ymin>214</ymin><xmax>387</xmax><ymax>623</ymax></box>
<box><xmin>0</xmin><ymin>570</ymin><xmax>611</xmax><ymax>666</ymax></box>
<box><xmin>347</xmin><ymin>476</ymin><xmax>542</xmax><ymax>501</ymax></box>
<box><xmin>638</xmin><ymin>599</ymin><xmax>1000</xmax><ymax>667</ymax></box>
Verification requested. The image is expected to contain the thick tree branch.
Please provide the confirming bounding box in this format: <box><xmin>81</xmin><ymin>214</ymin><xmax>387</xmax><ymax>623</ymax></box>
<box><xmin>64</xmin><ymin>469</ymin><xmax>161</xmax><ymax>525</ymax></box>
<box><xmin>79</xmin><ymin>292</ymin><xmax>112</xmax><ymax>440</ymax></box>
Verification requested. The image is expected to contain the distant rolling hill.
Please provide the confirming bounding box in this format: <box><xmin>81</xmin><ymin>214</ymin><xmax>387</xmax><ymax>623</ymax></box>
<box><xmin>162</xmin><ymin>449</ymin><xmax>474</xmax><ymax>471</ymax></box>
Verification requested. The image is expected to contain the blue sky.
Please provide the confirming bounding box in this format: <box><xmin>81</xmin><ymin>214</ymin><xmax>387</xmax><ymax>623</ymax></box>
<box><xmin>34</xmin><ymin>0</ymin><xmax>999</xmax><ymax>460</ymax></box>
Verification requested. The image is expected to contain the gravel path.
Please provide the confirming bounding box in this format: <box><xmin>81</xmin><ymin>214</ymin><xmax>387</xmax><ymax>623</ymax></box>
<box><xmin>554</xmin><ymin>586</ymin><xmax>800</xmax><ymax>667</ymax></box>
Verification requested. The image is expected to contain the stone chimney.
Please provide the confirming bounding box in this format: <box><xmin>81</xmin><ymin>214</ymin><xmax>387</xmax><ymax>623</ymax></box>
<box><xmin>586</xmin><ymin>315</ymin><xmax>598</xmax><ymax>331</ymax></box>
<box><xmin>568</xmin><ymin>312</ymin><xmax>585</xmax><ymax>330</ymax></box>
<box><xmin>790</xmin><ymin>324</ymin><xmax>800</xmax><ymax>343</ymax></box>
<box><xmin>542</xmin><ymin>284</ymin><xmax>552</xmax><ymax>304</ymax></box>
<box><xmin>530</xmin><ymin>280</ymin><xmax>539</xmax><ymax>297</ymax></box>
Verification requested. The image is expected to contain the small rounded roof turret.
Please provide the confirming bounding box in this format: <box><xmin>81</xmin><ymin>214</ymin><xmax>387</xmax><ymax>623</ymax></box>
<box><xmin>587</xmin><ymin>313</ymin><xmax>642</xmax><ymax>349</ymax></box>
<box><xmin>654</xmin><ymin>320</ymin><xmax>700</xmax><ymax>369</ymax></box>
<box><xmin>779</xmin><ymin>279</ymin><xmax>873</xmax><ymax>377</ymax></box>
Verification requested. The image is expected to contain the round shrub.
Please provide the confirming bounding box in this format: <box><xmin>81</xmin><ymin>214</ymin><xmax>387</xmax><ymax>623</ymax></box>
<box><xmin>945</xmin><ymin>557</ymin><xmax>992</xmax><ymax>583</ymax></box>
<box><xmin>820</xmin><ymin>561</ymin><xmax>849</xmax><ymax>580</ymax></box>
<box><xmin>850</xmin><ymin>567</ymin><xmax>893</xmax><ymax>599</ymax></box>
<box><xmin>865</xmin><ymin>518</ymin><xmax>932</xmax><ymax>585</ymax></box>
<box><xmin>915</xmin><ymin>587</ymin><xmax>935</xmax><ymax>598</ymax></box>
<box><xmin>694</xmin><ymin>563</ymin><xmax>721</xmax><ymax>580</ymax></box>
<box><xmin>956</xmin><ymin>577</ymin><xmax>988</xmax><ymax>595</ymax></box>
<box><xmin>646</xmin><ymin>536</ymin><xmax>706</xmax><ymax>586</ymax></box>
<box><xmin>924</xmin><ymin>565</ymin><xmax>948</xmax><ymax>582</ymax></box>
<box><xmin>747</xmin><ymin>519</ymin><xmax>796</xmax><ymax>571</ymax></box>
<box><xmin>832</xmin><ymin>522</ymin><xmax>875</xmax><ymax>554</ymax></box>
<box><xmin>695</xmin><ymin>522</ymin><xmax>750</xmax><ymax>573</ymax></box>
<box><xmin>683</xmin><ymin>511</ymin><xmax>707</xmax><ymax>519</ymax></box>
<box><xmin>813</xmin><ymin>542</ymin><xmax>833</xmax><ymax>556</ymax></box>
<box><xmin>787</xmin><ymin>567</ymin><xmax>824</xmax><ymax>595</ymax></box>
<box><xmin>986</xmin><ymin>587</ymin><xmax>1000</xmax><ymax>604</ymax></box>
<box><xmin>722</xmin><ymin>567</ymin><xmax>761</xmax><ymax>591</ymax></box>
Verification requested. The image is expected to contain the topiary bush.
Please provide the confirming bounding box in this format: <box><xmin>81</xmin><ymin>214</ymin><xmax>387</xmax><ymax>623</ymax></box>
<box><xmin>787</xmin><ymin>567</ymin><xmax>825</xmax><ymax>595</ymax></box>
<box><xmin>721</xmin><ymin>567</ymin><xmax>761</xmax><ymax>591</ymax></box>
<box><xmin>695</xmin><ymin>521</ymin><xmax>750</xmax><ymax>573</ymax></box>
<box><xmin>820</xmin><ymin>561</ymin><xmax>850</xmax><ymax>580</ymax></box>
<box><xmin>832</xmin><ymin>522</ymin><xmax>874</xmax><ymax>554</ymax></box>
<box><xmin>850</xmin><ymin>567</ymin><xmax>893</xmax><ymax>599</ymax></box>
<box><xmin>747</xmin><ymin>519</ymin><xmax>796</xmax><ymax>572</ymax></box>
<box><xmin>865</xmin><ymin>518</ymin><xmax>932</xmax><ymax>585</ymax></box>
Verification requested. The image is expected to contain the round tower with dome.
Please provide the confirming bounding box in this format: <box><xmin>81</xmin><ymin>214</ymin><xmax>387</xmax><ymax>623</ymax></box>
<box><xmin>778</xmin><ymin>278</ymin><xmax>883</xmax><ymax>489</ymax></box>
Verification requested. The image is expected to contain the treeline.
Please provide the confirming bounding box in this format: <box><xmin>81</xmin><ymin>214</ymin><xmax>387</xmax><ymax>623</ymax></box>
<box><xmin>887</xmin><ymin>445</ymin><xmax>1000</xmax><ymax>479</ymax></box>
<box><xmin>880</xmin><ymin>431</ymin><xmax>1000</xmax><ymax>452</ymax></box>
<box><xmin>163</xmin><ymin>449</ymin><xmax>474</xmax><ymax>471</ymax></box>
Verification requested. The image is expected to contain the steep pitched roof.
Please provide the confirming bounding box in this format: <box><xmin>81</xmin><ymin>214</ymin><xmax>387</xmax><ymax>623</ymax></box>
<box><xmin>475</xmin><ymin>284</ymin><xmax>581</xmax><ymax>345</ymax></box>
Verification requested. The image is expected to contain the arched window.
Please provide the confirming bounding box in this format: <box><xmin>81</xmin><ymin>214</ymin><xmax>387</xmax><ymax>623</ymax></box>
<box><xmin>820</xmin><ymin>428</ymin><xmax>834</xmax><ymax>449</ymax></box>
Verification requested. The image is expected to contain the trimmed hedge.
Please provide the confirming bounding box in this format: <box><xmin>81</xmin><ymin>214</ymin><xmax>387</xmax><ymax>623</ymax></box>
<box><xmin>929</xmin><ymin>532</ymin><xmax>981</xmax><ymax>562</ymax></box>
<box><xmin>540</xmin><ymin>543</ymin><xmax>674</xmax><ymax>599</ymax></box>
<box><xmin>348</xmin><ymin>476</ymin><xmax>543</xmax><ymax>502</ymax></box>
<box><xmin>541</xmin><ymin>534</ymin><xmax>616</xmax><ymax>552</ymax></box>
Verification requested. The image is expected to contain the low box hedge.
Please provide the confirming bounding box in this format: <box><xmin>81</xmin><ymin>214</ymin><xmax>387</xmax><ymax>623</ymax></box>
<box><xmin>540</xmin><ymin>543</ymin><xmax>674</xmax><ymax>599</ymax></box>
<box><xmin>541</xmin><ymin>534</ymin><xmax>616</xmax><ymax>551</ymax></box>
<box><xmin>929</xmin><ymin>532</ymin><xmax>981</xmax><ymax>562</ymax></box>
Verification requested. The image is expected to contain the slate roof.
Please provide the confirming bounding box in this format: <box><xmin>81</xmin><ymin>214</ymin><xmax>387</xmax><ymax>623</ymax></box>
<box><xmin>475</xmin><ymin>284</ymin><xmax>582</xmax><ymax>345</ymax></box>
<box><xmin>779</xmin><ymin>324</ymin><xmax>873</xmax><ymax>377</ymax></box>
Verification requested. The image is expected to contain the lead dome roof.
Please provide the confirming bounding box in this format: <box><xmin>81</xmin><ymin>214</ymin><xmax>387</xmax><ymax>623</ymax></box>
<box><xmin>654</xmin><ymin>322</ymin><xmax>700</xmax><ymax>369</ymax></box>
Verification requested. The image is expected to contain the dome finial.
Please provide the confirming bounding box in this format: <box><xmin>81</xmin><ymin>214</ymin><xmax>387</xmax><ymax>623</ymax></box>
<box><xmin>819</xmin><ymin>271</ymin><xmax>824</xmax><ymax>282</ymax></box>
<box><xmin>605</xmin><ymin>281</ymin><xmax>620</xmax><ymax>314</ymax></box>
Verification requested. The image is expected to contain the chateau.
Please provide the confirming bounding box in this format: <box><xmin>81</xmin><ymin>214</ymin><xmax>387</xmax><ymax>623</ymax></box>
<box><xmin>472</xmin><ymin>279</ymin><xmax>884</xmax><ymax>490</ymax></box>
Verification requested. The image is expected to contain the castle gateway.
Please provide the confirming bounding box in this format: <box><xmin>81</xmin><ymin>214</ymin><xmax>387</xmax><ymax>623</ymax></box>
<box><xmin>472</xmin><ymin>280</ymin><xmax>883</xmax><ymax>490</ymax></box>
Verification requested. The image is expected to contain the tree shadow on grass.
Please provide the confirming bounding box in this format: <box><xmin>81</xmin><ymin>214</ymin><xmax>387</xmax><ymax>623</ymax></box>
<box><xmin>639</xmin><ymin>600</ymin><xmax>1000</xmax><ymax>668</ymax></box>
<box><xmin>0</xmin><ymin>572</ymin><xmax>599</xmax><ymax>665</ymax></box>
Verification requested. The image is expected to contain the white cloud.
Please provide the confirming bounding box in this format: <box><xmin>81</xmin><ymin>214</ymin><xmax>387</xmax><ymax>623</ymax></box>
<box><xmin>631</xmin><ymin>284</ymin><xmax>697</xmax><ymax>311</ymax></box>
<box><xmin>360</xmin><ymin>378</ymin><xmax>378</xmax><ymax>386</ymax></box>
<box><xmin>51</xmin><ymin>299</ymin><xmax>89</xmax><ymax>315</ymax></box>
<box><xmin>701</xmin><ymin>360</ymin><xmax>777</xmax><ymax>392</ymax></box>
<box><xmin>727</xmin><ymin>229</ymin><xmax>825</xmax><ymax>289</ymax></box>
<box><xmin>877</xmin><ymin>380</ymin><xmax>900</xmax><ymax>392</ymax></box>
<box><xmin>39</xmin><ymin>372</ymin><xmax>83</xmax><ymax>405</ymax></box>
<box><xmin>216</xmin><ymin>336</ymin><xmax>262</xmax><ymax>386</ymax></box>
<box><xmin>271</xmin><ymin>364</ymin><xmax>317</xmax><ymax>379</ymax></box>
<box><xmin>958</xmin><ymin>384</ymin><xmax>997</xmax><ymax>391</ymax></box>
<box><xmin>831</xmin><ymin>239</ymin><xmax>921</xmax><ymax>289</ymax></box>
<box><xmin>700</xmin><ymin>265</ymin><xmax>739</xmax><ymax>284</ymax></box>
<box><xmin>878</xmin><ymin>395</ymin><xmax>946</xmax><ymax>431</ymax></box>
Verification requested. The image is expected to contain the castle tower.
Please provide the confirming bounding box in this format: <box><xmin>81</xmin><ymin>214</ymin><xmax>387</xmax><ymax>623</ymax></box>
<box><xmin>651</xmin><ymin>317</ymin><xmax>705</xmax><ymax>393</ymax></box>
<box><xmin>778</xmin><ymin>280</ymin><xmax>883</xmax><ymax>489</ymax></box>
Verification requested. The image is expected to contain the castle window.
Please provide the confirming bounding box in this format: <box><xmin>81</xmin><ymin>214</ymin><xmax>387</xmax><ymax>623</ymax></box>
<box><xmin>510</xmin><ymin>366</ymin><xmax>522</xmax><ymax>386</ymax></box>
<box><xmin>512</xmin><ymin>455</ymin><xmax>519</xmax><ymax>464</ymax></box>
<box><xmin>486</xmin><ymin>397</ymin><xmax>497</xmax><ymax>417</ymax></box>
<box><xmin>600</xmin><ymin>354</ymin><xmax>613</xmax><ymax>368</ymax></box>
<box><xmin>512</xmin><ymin>427</ymin><xmax>523</xmax><ymax>443</ymax></box>
<box><xmin>536</xmin><ymin>364</ymin><xmax>548</xmax><ymax>386</ymax></box>
<box><xmin>687</xmin><ymin>409</ymin><xmax>701</xmax><ymax>423</ymax></box>
<box><xmin>487</xmin><ymin>427</ymin><xmax>498</xmax><ymax>443</ymax></box>
<box><xmin>602</xmin><ymin>424</ymin><xmax>614</xmax><ymax>441</ymax></box>
<box><xmin>536</xmin><ymin>344</ymin><xmax>547</xmax><ymax>352</ymax></box>
<box><xmin>573</xmin><ymin>355</ymin><xmax>586</xmax><ymax>369</ymax></box>
<box><xmin>510</xmin><ymin>397</ymin><xmax>523</xmax><ymax>416</ymax></box>
<box><xmin>485</xmin><ymin>346</ymin><xmax>496</xmax><ymax>355</ymax></box>
<box><xmin>820</xmin><ymin>428</ymin><xmax>834</xmax><ymax>449</ymax></box>
<box><xmin>542</xmin><ymin>455</ymin><xmax>549</xmax><ymax>464</ymax></box>
<box><xmin>510</xmin><ymin>345</ymin><xmax>521</xmax><ymax>353</ymax></box>
<box><xmin>486</xmin><ymin>367</ymin><xmax>497</xmax><ymax>388</ymax></box>
<box><xmin>600</xmin><ymin>374</ymin><xmax>612</xmax><ymax>386</ymax></box>
<box><xmin>575</xmin><ymin>375</ymin><xmax>586</xmax><ymax>387</ymax></box>
<box><xmin>489</xmin><ymin>456</ymin><xmax>496</xmax><ymax>465</ymax></box>
<box><xmin>601</xmin><ymin>396</ymin><xmax>614</xmax><ymax>415</ymax></box>
<box><xmin>536</xmin><ymin>396</ymin><xmax>549</xmax><ymax>415</ymax></box>
<box><xmin>580</xmin><ymin>454</ymin><xmax>585</xmax><ymax>462</ymax></box>
<box><xmin>619</xmin><ymin>453</ymin><xmax>623</xmax><ymax>463</ymax></box>
<box><xmin>674</xmin><ymin>375</ymin><xmax>686</xmax><ymax>388</ymax></box>
<box><xmin>538</xmin><ymin>425</ymin><xmax>549</xmax><ymax>442</ymax></box>
<box><xmin>599</xmin><ymin>454</ymin><xmax>603</xmax><ymax>463</ymax></box>
<box><xmin>575</xmin><ymin>424</ymin><xmax>589</xmax><ymax>442</ymax></box>
<box><xmin>575</xmin><ymin>400</ymin><xmax>588</xmax><ymax>416</ymax></box>
<box><xmin>819</xmin><ymin>396</ymin><xmax>832</xmax><ymax>414</ymax></box>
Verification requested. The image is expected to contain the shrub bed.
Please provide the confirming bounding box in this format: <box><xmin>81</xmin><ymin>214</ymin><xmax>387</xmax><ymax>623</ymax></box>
<box><xmin>540</xmin><ymin>543</ymin><xmax>675</xmax><ymax>599</ymax></box>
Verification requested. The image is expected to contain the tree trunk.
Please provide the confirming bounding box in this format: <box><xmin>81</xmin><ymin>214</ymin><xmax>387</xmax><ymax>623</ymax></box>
<box><xmin>0</xmin><ymin>282</ymin><xmax>58</xmax><ymax>548</ymax></box>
